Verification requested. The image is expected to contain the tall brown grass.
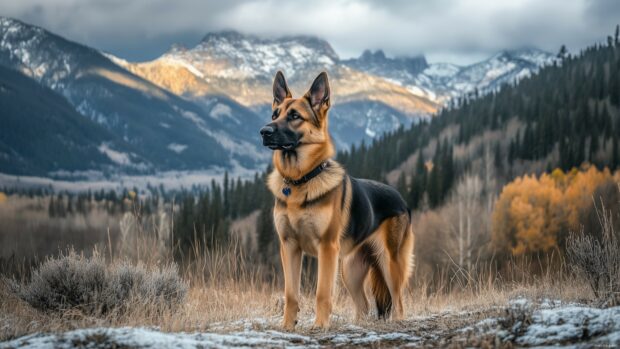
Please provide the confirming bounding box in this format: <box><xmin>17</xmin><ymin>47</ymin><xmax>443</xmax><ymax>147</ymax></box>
<box><xmin>567</xmin><ymin>197</ymin><xmax>620</xmax><ymax>306</ymax></box>
<box><xmin>1</xmin><ymin>228</ymin><xmax>590</xmax><ymax>342</ymax></box>
<box><xmin>0</xmin><ymin>194</ymin><xmax>597</xmax><ymax>342</ymax></box>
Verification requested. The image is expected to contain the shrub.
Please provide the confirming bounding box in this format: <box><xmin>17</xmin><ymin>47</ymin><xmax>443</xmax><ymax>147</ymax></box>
<box><xmin>10</xmin><ymin>250</ymin><xmax>187</xmax><ymax>314</ymax></box>
<box><xmin>566</xmin><ymin>200</ymin><xmax>620</xmax><ymax>306</ymax></box>
<box><xmin>492</xmin><ymin>166</ymin><xmax>616</xmax><ymax>256</ymax></box>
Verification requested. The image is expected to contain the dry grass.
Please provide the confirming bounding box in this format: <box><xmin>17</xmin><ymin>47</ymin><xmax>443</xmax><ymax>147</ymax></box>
<box><xmin>0</xmin><ymin>195</ymin><xmax>122</xmax><ymax>279</ymax></box>
<box><xmin>0</xmin><ymin>232</ymin><xmax>592</xmax><ymax>343</ymax></box>
<box><xmin>0</xmin><ymin>195</ymin><xmax>597</xmax><ymax>344</ymax></box>
<box><xmin>567</xmin><ymin>198</ymin><xmax>620</xmax><ymax>306</ymax></box>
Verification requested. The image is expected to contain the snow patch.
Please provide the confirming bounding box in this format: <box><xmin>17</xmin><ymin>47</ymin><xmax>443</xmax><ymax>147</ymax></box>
<box><xmin>102</xmin><ymin>52</ymin><xmax>130</xmax><ymax>67</ymax></box>
<box><xmin>423</xmin><ymin>63</ymin><xmax>460</xmax><ymax>78</ymax></box>
<box><xmin>0</xmin><ymin>327</ymin><xmax>319</xmax><ymax>349</ymax></box>
<box><xmin>209</xmin><ymin>102</ymin><xmax>237</xmax><ymax>123</ymax></box>
<box><xmin>97</xmin><ymin>143</ymin><xmax>131</xmax><ymax>165</ymax></box>
<box><xmin>167</xmin><ymin>143</ymin><xmax>187</xmax><ymax>154</ymax></box>
<box><xmin>460</xmin><ymin>299</ymin><xmax>620</xmax><ymax>347</ymax></box>
<box><xmin>517</xmin><ymin>306</ymin><xmax>620</xmax><ymax>346</ymax></box>
<box><xmin>159</xmin><ymin>56</ymin><xmax>205</xmax><ymax>79</ymax></box>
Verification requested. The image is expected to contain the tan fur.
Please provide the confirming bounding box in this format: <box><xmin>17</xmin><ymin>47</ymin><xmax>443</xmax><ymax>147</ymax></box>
<box><xmin>266</xmin><ymin>72</ymin><xmax>414</xmax><ymax>330</ymax></box>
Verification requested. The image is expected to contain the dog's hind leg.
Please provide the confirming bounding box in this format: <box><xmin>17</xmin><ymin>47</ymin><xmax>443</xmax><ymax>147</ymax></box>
<box><xmin>342</xmin><ymin>247</ymin><xmax>371</xmax><ymax>320</ymax></box>
<box><xmin>375</xmin><ymin>214</ymin><xmax>414</xmax><ymax>321</ymax></box>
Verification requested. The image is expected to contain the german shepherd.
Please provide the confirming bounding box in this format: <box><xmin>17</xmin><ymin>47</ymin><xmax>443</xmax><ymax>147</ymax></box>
<box><xmin>260</xmin><ymin>71</ymin><xmax>414</xmax><ymax>330</ymax></box>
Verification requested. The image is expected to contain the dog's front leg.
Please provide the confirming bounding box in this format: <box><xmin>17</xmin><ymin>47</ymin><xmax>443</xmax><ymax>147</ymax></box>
<box><xmin>314</xmin><ymin>240</ymin><xmax>339</xmax><ymax>329</ymax></box>
<box><xmin>280</xmin><ymin>239</ymin><xmax>302</xmax><ymax>330</ymax></box>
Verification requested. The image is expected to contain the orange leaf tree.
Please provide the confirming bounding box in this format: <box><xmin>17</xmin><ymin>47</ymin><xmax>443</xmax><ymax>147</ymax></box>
<box><xmin>492</xmin><ymin>165</ymin><xmax>616</xmax><ymax>256</ymax></box>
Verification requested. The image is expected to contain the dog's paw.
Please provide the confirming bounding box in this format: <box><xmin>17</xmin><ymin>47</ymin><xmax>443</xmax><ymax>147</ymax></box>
<box><xmin>282</xmin><ymin>319</ymin><xmax>298</xmax><ymax>331</ymax></box>
<box><xmin>311</xmin><ymin>318</ymin><xmax>330</xmax><ymax>330</ymax></box>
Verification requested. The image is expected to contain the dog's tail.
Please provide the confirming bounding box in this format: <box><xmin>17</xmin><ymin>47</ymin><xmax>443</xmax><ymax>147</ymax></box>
<box><xmin>369</xmin><ymin>266</ymin><xmax>392</xmax><ymax>319</ymax></box>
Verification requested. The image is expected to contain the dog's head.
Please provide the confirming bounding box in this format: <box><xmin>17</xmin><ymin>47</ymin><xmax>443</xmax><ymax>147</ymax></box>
<box><xmin>260</xmin><ymin>71</ymin><xmax>332</xmax><ymax>156</ymax></box>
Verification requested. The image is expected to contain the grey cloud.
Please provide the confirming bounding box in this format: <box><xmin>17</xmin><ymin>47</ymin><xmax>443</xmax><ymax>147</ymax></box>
<box><xmin>0</xmin><ymin>0</ymin><xmax>618</xmax><ymax>63</ymax></box>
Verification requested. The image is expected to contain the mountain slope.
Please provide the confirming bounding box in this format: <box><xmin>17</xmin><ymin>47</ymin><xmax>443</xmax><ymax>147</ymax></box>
<box><xmin>337</xmin><ymin>39</ymin><xmax>620</xmax><ymax>212</ymax></box>
<box><xmin>343</xmin><ymin>48</ymin><xmax>556</xmax><ymax>104</ymax></box>
<box><xmin>341</xmin><ymin>49</ymin><xmax>428</xmax><ymax>84</ymax></box>
<box><xmin>0</xmin><ymin>65</ymin><xmax>138</xmax><ymax>176</ymax></box>
<box><xmin>0</xmin><ymin>17</ymin><xmax>268</xmax><ymax>176</ymax></box>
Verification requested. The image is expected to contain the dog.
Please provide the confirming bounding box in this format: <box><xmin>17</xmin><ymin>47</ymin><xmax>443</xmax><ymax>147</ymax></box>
<box><xmin>260</xmin><ymin>71</ymin><xmax>415</xmax><ymax>330</ymax></box>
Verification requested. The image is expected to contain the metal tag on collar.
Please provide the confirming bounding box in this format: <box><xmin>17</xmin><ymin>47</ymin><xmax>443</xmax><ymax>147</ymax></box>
<box><xmin>282</xmin><ymin>187</ymin><xmax>292</xmax><ymax>196</ymax></box>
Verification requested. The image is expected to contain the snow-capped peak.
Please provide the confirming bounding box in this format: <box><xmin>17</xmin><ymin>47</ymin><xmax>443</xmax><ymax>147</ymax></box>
<box><xmin>0</xmin><ymin>16</ymin><xmax>109</xmax><ymax>89</ymax></box>
<box><xmin>160</xmin><ymin>30</ymin><xmax>338</xmax><ymax>80</ymax></box>
<box><xmin>344</xmin><ymin>47</ymin><xmax>556</xmax><ymax>104</ymax></box>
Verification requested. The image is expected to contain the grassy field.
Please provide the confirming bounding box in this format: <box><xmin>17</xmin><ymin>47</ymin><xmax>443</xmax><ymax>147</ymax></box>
<box><xmin>0</xmin><ymin>238</ymin><xmax>598</xmax><ymax>348</ymax></box>
<box><xmin>0</xmin><ymin>194</ymin><xmax>618</xmax><ymax>348</ymax></box>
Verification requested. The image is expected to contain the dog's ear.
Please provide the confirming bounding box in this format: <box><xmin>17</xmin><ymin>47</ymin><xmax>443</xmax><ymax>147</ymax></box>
<box><xmin>305</xmin><ymin>72</ymin><xmax>330</xmax><ymax>112</ymax></box>
<box><xmin>273</xmin><ymin>71</ymin><xmax>292</xmax><ymax>107</ymax></box>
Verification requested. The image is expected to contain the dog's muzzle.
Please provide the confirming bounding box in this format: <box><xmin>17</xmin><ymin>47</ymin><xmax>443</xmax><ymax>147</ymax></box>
<box><xmin>260</xmin><ymin>125</ymin><xmax>275</xmax><ymax>138</ymax></box>
<box><xmin>260</xmin><ymin>124</ymin><xmax>297</xmax><ymax>150</ymax></box>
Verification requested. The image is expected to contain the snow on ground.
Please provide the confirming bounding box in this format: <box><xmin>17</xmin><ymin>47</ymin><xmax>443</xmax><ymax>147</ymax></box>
<box><xmin>515</xmin><ymin>305</ymin><xmax>620</xmax><ymax>346</ymax></box>
<box><xmin>1</xmin><ymin>327</ymin><xmax>317</xmax><ymax>349</ymax></box>
<box><xmin>462</xmin><ymin>298</ymin><xmax>620</xmax><ymax>348</ymax></box>
<box><xmin>0</xmin><ymin>161</ymin><xmax>260</xmax><ymax>193</ymax></box>
<box><xmin>2</xmin><ymin>299</ymin><xmax>620</xmax><ymax>348</ymax></box>
<box><xmin>0</xmin><ymin>326</ymin><xmax>423</xmax><ymax>349</ymax></box>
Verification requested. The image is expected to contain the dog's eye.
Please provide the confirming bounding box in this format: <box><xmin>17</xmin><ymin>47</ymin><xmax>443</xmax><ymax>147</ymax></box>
<box><xmin>290</xmin><ymin>113</ymin><xmax>300</xmax><ymax>120</ymax></box>
<box><xmin>271</xmin><ymin>112</ymin><xmax>278</xmax><ymax>120</ymax></box>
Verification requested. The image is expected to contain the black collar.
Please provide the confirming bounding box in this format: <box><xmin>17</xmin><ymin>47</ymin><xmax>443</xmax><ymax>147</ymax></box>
<box><xmin>283</xmin><ymin>161</ymin><xmax>329</xmax><ymax>186</ymax></box>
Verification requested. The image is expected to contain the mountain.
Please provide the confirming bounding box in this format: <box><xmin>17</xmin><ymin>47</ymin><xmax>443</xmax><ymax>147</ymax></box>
<box><xmin>0</xmin><ymin>17</ymin><xmax>267</xmax><ymax>177</ymax></box>
<box><xmin>115</xmin><ymin>31</ymin><xmax>438</xmax><ymax>148</ymax></box>
<box><xmin>120</xmin><ymin>31</ymin><xmax>556</xmax><ymax>147</ymax></box>
<box><xmin>0</xmin><ymin>17</ymin><xmax>559</xmax><ymax>179</ymax></box>
<box><xmin>342</xmin><ymin>48</ymin><xmax>556</xmax><ymax>104</ymax></box>
<box><xmin>0</xmin><ymin>65</ymin><xmax>139</xmax><ymax>176</ymax></box>
<box><xmin>341</xmin><ymin>49</ymin><xmax>428</xmax><ymax>83</ymax></box>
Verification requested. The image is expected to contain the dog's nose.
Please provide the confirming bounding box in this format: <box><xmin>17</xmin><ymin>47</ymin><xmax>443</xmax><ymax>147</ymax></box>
<box><xmin>260</xmin><ymin>125</ymin><xmax>275</xmax><ymax>137</ymax></box>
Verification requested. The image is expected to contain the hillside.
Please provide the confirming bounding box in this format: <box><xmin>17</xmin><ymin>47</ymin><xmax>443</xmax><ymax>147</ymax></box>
<box><xmin>340</xmin><ymin>39</ymin><xmax>620</xmax><ymax>211</ymax></box>
<box><xmin>0</xmin><ymin>66</ymin><xmax>138</xmax><ymax>176</ymax></box>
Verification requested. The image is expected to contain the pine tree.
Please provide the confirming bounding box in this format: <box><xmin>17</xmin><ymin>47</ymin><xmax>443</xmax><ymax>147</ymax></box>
<box><xmin>415</xmin><ymin>152</ymin><xmax>425</xmax><ymax>176</ymax></box>
<box><xmin>427</xmin><ymin>165</ymin><xmax>441</xmax><ymax>208</ymax></box>
<box><xmin>256</xmin><ymin>198</ymin><xmax>275</xmax><ymax>264</ymax></box>
<box><xmin>48</xmin><ymin>196</ymin><xmax>56</xmax><ymax>217</ymax></box>
<box><xmin>589</xmin><ymin>126</ymin><xmax>599</xmax><ymax>163</ymax></box>
<box><xmin>223</xmin><ymin>171</ymin><xmax>230</xmax><ymax>217</ymax></box>
<box><xmin>613</xmin><ymin>132</ymin><xmax>619</xmax><ymax>170</ymax></box>
<box><xmin>557</xmin><ymin>44</ymin><xmax>568</xmax><ymax>60</ymax></box>
<box><xmin>494</xmin><ymin>142</ymin><xmax>503</xmax><ymax>170</ymax></box>
<box><xmin>396</xmin><ymin>172</ymin><xmax>407</xmax><ymax>198</ymax></box>
<box><xmin>440</xmin><ymin>140</ymin><xmax>454</xmax><ymax>201</ymax></box>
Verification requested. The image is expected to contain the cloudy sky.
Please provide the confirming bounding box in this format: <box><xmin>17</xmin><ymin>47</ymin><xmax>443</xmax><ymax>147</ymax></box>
<box><xmin>1</xmin><ymin>0</ymin><xmax>619</xmax><ymax>64</ymax></box>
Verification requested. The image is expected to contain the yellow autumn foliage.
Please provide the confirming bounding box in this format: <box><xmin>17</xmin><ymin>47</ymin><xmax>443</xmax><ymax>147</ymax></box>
<box><xmin>492</xmin><ymin>165</ymin><xmax>618</xmax><ymax>256</ymax></box>
<box><xmin>563</xmin><ymin>166</ymin><xmax>611</xmax><ymax>228</ymax></box>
